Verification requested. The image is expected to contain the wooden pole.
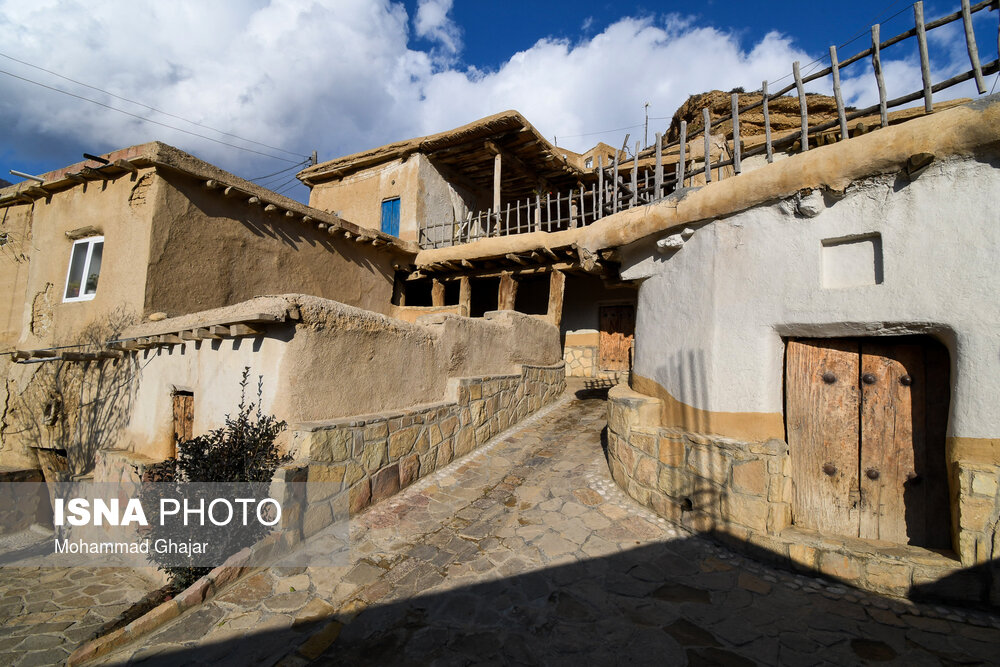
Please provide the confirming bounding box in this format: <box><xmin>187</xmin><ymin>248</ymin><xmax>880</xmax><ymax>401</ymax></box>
<box><xmin>546</xmin><ymin>193</ymin><xmax>552</xmax><ymax>230</ymax></box>
<box><xmin>547</xmin><ymin>269</ymin><xmax>566</xmax><ymax>328</ymax></box>
<box><xmin>504</xmin><ymin>202</ymin><xmax>510</xmax><ymax>236</ymax></box>
<box><xmin>678</xmin><ymin>120</ymin><xmax>687</xmax><ymax>188</ymax></box>
<box><xmin>458</xmin><ymin>276</ymin><xmax>471</xmax><ymax>317</ymax></box>
<box><xmin>914</xmin><ymin>2</ymin><xmax>933</xmax><ymax>113</ymax></box>
<box><xmin>612</xmin><ymin>150</ymin><xmax>620</xmax><ymax>213</ymax></box>
<box><xmin>431</xmin><ymin>279</ymin><xmax>445</xmax><ymax>307</ymax></box>
<box><xmin>578</xmin><ymin>185</ymin><xmax>585</xmax><ymax>227</ymax></box>
<box><xmin>498</xmin><ymin>272</ymin><xmax>517</xmax><ymax>311</ymax></box>
<box><xmin>492</xmin><ymin>151</ymin><xmax>502</xmax><ymax>214</ymax></box>
<box><xmin>654</xmin><ymin>131</ymin><xmax>663</xmax><ymax>199</ymax></box>
<box><xmin>631</xmin><ymin>141</ymin><xmax>639</xmax><ymax>206</ymax></box>
<box><xmin>961</xmin><ymin>0</ymin><xmax>987</xmax><ymax>94</ymax></box>
<box><xmin>535</xmin><ymin>194</ymin><xmax>541</xmax><ymax>232</ymax></box>
<box><xmin>731</xmin><ymin>93</ymin><xmax>742</xmax><ymax>174</ymax></box>
<box><xmin>793</xmin><ymin>61</ymin><xmax>808</xmax><ymax>151</ymax></box>
<box><xmin>762</xmin><ymin>80</ymin><xmax>774</xmax><ymax>163</ymax></box>
<box><xmin>829</xmin><ymin>46</ymin><xmax>849</xmax><ymax>141</ymax></box>
<box><xmin>597</xmin><ymin>155</ymin><xmax>604</xmax><ymax>219</ymax></box>
<box><xmin>872</xmin><ymin>25</ymin><xmax>888</xmax><ymax>128</ymax></box>
<box><xmin>702</xmin><ymin>108</ymin><xmax>712</xmax><ymax>183</ymax></box>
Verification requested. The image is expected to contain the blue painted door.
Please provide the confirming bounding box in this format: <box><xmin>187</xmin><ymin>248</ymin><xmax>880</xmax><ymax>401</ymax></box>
<box><xmin>381</xmin><ymin>198</ymin><xmax>400</xmax><ymax>236</ymax></box>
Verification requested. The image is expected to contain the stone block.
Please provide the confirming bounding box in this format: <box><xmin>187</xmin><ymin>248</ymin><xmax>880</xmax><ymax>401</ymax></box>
<box><xmin>634</xmin><ymin>455</ymin><xmax>659</xmax><ymax>488</ymax></box>
<box><xmin>819</xmin><ymin>552</ymin><xmax>862</xmax><ymax>583</ymax></box>
<box><xmin>627</xmin><ymin>479</ymin><xmax>651</xmax><ymax>505</ymax></box>
<box><xmin>364</xmin><ymin>422</ymin><xmax>389</xmax><ymax>441</ymax></box>
<box><xmin>766</xmin><ymin>502</ymin><xmax>791</xmax><ymax>534</ymax></box>
<box><xmin>470</xmin><ymin>400</ymin><xmax>486</xmax><ymax>426</ymax></box>
<box><xmin>428</xmin><ymin>424</ymin><xmax>444</xmax><ymax>447</ymax></box>
<box><xmin>959</xmin><ymin>497</ymin><xmax>997</xmax><ymax>533</ymax></box>
<box><xmin>682</xmin><ymin>510</ymin><xmax>716</xmax><ymax>533</ymax></box>
<box><xmin>617</xmin><ymin>441</ymin><xmax>637</xmax><ymax>474</ymax></box>
<box><xmin>631</xmin><ymin>432</ymin><xmax>657</xmax><ymax>457</ymax></box>
<box><xmin>648</xmin><ymin>490</ymin><xmax>682</xmax><ymax>522</ymax></box>
<box><xmin>455</xmin><ymin>428</ymin><xmax>476</xmax><ymax>457</ymax></box>
<box><xmin>723</xmin><ymin>493</ymin><xmax>769</xmax><ymax>532</ymax></box>
<box><xmin>306</xmin><ymin>464</ymin><xmax>345</xmax><ymax>502</ymax></box>
<box><xmin>371</xmin><ymin>465</ymin><xmax>401</xmax><ymax>502</ymax></box>
<box><xmin>608</xmin><ymin>456</ymin><xmax>626</xmax><ymax>486</ymax></box>
<box><xmin>349</xmin><ymin>480</ymin><xmax>371</xmax><ymax>514</ymax></box>
<box><xmin>344</xmin><ymin>463</ymin><xmax>365</xmax><ymax>487</ymax></box>
<box><xmin>768</xmin><ymin>475</ymin><xmax>793</xmax><ymax>503</ymax></box>
<box><xmin>399</xmin><ymin>454</ymin><xmax>420</xmax><ymax>488</ymax></box>
<box><xmin>413</xmin><ymin>429</ymin><xmax>430</xmax><ymax>454</ymax></box>
<box><xmin>308</xmin><ymin>429</ymin><xmax>351</xmax><ymax>463</ymax></box>
<box><xmin>864</xmin><ymin>561</ymin><xmax>912</xmax><ymax>595</ymax></box>
<box><xmin>436</xmin><ymin>438</ymin><xmax>454</xmax><ymax>468</ymax></box>
<box><xmin>362</xmin><ymin>441</ymin><xmax>387</xmax><ymax>472</ymax></box>
<box><xmin>388</xmin><ymin>427</ymin><xmax>419</xmax><ymax>460</ymax></box>
<box><xmin>470</xmin><ymin>383</ymin><xmax>482</xmax><ymax>400</ymax></box>
<box><xmin>687</xmin><ymin>445</ymin><xmax>730</xmax><ymax>485</ymax></box>
<box><xmin>787</xmin><ymin>543</ymin><xmax>817</xmax><ymax>571</ymax></box>
<box><xmin>658</xmin><ymin>465</ymin><xmax>693</xmax><ymax>498</ymax></box>
<box><xmin>971</xmin><ymin>472</ymin><xmax>998</xmax><ymax>498</ymax></box>
<box><xmin>732</xmin><ymin>459</ymin><xmax>768</xmax><ymax>496</ymax></box>
<box><xmin>440</xmin><ymin>416</ymin><xmax>458</xmax><ymax>437</ymax></box>
<box><xmin>302</xmin><ymin>502</ymin><xmax>334</xmax><ymax>538</ymax></box>
<box><xmin>658</xmin><ymin>435</ymin><xmax>686</xmax><ymax>467</ymax></box>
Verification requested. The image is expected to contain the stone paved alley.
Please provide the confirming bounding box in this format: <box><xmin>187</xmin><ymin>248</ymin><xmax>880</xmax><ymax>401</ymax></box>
<box><xmin>5</xmin><ymin>383</ymin><xmax>1000</xmax><ymax>665</ymax></box>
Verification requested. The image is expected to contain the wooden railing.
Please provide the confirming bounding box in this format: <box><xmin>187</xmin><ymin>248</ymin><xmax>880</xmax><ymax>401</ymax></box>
<box><xmin>420</xmin><ymin>0</ymin><xmax>999</xmax><ymax>249</ymax></box>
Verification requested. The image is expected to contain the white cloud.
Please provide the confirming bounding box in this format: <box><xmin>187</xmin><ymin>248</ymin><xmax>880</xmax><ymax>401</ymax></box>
<box><xmin>0</xmin><ymin>0</ymin><xmax>971</xmax><ymax>201</ymax></box>
<box><xmin>414</xmin><ymin>0</ymin><xmax>461</xmax><ymax>57</ymax></box>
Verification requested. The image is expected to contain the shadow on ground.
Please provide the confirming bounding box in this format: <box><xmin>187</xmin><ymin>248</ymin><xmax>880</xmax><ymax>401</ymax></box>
<box><xmin>113</xmin><ymin>535</ymin><xmax>999</xmax><ymax>667</ymax></box>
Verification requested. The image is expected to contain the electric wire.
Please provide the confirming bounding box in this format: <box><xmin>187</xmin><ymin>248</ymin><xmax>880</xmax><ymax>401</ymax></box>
<box><xmin>0</xmin><ymin>68</ymin><xmax>303</xmax><ymax>163</ymax></box>
<box><xmin>250</xmin><ymin>160</ymin><xmax>311</xmax><ymax>182</ymax></box>
<box><xmin>0</xmin><ymin>51</ymin><xmax>308</xmax><ymax>160</ymax></box>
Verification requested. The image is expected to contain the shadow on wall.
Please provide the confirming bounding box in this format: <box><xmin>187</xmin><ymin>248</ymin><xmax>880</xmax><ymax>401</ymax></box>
<box><xmin>659</xmin><ymin>348</ymin><xmax>710</xmax><ymax>434</ymax></box>
<box><xmin>99</xmin><ymin>538</ymin><xmax>1000</xmax><ymax>666</ymax></box>
<box><xmin>3</xmin><ymin>308</ymin><xmax>140</xmax><ymax>477</ymax></box>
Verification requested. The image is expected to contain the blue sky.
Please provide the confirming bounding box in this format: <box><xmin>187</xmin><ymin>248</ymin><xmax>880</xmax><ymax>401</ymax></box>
<box><xmin>1</xmin><ymin>0</ymin><xmax>995</xmax><ymax>203</ymax></box>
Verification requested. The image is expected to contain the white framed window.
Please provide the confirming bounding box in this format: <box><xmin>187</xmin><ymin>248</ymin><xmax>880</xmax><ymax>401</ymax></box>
<box><xmin>585</xmin><ymin>157</ymin><xmax>593</xmax><ymax>169</ymax></box>
<box><xmin>63</xmin><ymin>236</ymin><xmax>104</xmax><ymax>302</ymax></box>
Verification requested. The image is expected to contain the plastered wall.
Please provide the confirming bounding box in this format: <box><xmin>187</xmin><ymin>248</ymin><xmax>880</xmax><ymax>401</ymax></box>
<box><xmin>620</xmin><ymin>156</ymin><xmax>1000</xmax><ymax>452</ymax></box>
<box><xmin>307</xmin><ymin>153</ymin><xmax>478</xmax><ymax>243</ymax></box>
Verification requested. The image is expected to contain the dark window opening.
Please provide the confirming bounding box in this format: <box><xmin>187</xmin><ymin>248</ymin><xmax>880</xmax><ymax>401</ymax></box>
<box><xmin>444</xmin><ymin>280</ymin><xmax>460</xmax><ymax>306</ymax></box>
<box><xmin>470</xmin><ymin>277</ymin><xmax>500</xmax><ymax>318</ymax></box>
<box><xmin>513</xmin><ymin>274</ymin><xmax>549</xmax><ymax>315</ymax></box>
<box><xmin>403</xmin><ymin>280</ymin><xmax>433</xmax><ymax>307</ymax></box>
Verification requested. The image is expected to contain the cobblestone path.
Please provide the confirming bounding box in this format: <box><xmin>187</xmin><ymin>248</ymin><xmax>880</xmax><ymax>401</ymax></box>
<box><xmin>97</xmin><ymin>384</ymin><xmax>999</xmax><ymax>666</ymax></box>
<box><xmin>0</xmin><ymin>564</ymin><xmax>157</xmax><ymax>666</ymax></box>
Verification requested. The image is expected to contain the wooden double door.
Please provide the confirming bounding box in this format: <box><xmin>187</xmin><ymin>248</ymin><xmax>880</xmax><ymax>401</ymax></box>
<box><xmin>785</xmin><ymin>337</ymin><xmax>950</xmax><ymax>549</ymax></box>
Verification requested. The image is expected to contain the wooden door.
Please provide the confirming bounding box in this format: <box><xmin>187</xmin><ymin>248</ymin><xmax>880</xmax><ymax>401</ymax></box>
<box><xmin>172</xmin><ymin>392</ymin><xmax>194</xmax><ymax>456</ymax></box>
<box><xmin>786</xmin><ymin>337</ymin><xmax>950</xmax><ymax>548</ymax></box>
<box><xmin>599</xmin><ymin>305</ymin><xmax>635</xmax><ymax>371</ymax></box>
<box><xmin>786</xmin><ymin>339</ymin><xmax>861</xmax><ymax>536</ymax></box>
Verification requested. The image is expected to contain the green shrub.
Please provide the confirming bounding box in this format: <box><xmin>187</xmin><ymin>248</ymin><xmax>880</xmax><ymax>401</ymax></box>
<box><xmin>140</xmin><ymin>368</ymin><xmax>289</xmax><ymax>590</ymax></box>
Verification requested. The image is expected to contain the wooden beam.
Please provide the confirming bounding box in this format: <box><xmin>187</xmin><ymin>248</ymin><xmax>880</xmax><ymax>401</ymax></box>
<box><xmin>762</xmin><ymin>80</ymin><xmax>773</xmax><ymax>163</ymax></box>
<box><xmin>113</xmin><ymin>159</ymin><xmax>138</xmax><ymax>174</ymax></box>
<box><xmin>264</xmin><ymin>204</ymin><xmax>278</xmax><ymax>213</ymax></box>
<box><xmin>229</xmin><ymin>324</ymin><xmax>263</xmax><ymax>337</ymax></box>
<box><xmin>872</xmin><ymin>25</ymin><xmax>888</xmax><ymax>128</ymax></box>
<box><xmin>914</xmin><ymin>1</ymin><xmax>933</xmax><ymax>113</ymax></box>
<box><xmin>731</xmin><ymin>93</ymin><xmax>741</xmax><ymax>173</ymax></box>
<box><xmin>793</xmin><ymin>61</ymin><xmax>808</xmax><ymax>151</ymax></box>
<box><xmin>81</xmin><ymin>166</ymin><xmax>110</xmax><ymax>180</ymax></box>
<box><xmin>505</xmin><ymin>253</ymin><xmax>527</xmax><ymax>265</ymax></box>
<box><xmin>829</xmin><ymin>46</ymin><xmax>849</xmax><ymax>141</ymax></box>
<box><xmin>961</xmin><ymin>0</ymin><xmax>987</xmax><ymax>94</ymax></box>
<box><xmin>156</xmin><ymin>334</ymin><xmax>183</xmax><ymax>345</ymax></box>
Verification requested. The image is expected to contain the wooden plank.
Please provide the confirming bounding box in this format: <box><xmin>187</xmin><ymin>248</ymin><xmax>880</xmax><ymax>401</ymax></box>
<box><xmin>702</xmin><ymin>109</ymin><xmax>712</xmax><ymax>183</ymax></box>
<box><xmin>829</xmin><ymin>46</ymin><xmax>850</xmax><ymax>141</ymax></box>
<box><xmin>859</xmin><ymin>342</ymin><xmax>925</xmax><ymax>544</ymax></box>
<box><xmin>535</xmin><ymin>194</ymin><xmax>542</xmax><ymax>232</ymax></box>
<box><xmin>961</xmin><ymin>0</ymin><xmax>987</xmax><ymax>94</ymax></box>
<box><xmin>914</xmin><ymin>2</ymin><xmax>934</xmax><ymax>113</ymax></box>
<box><xmin>598</xmin><ymin>305</ymin><xmax>634</xmax><ymax>371</ymax></box>
<box><xmin>547</xmin><ymin>269</ymin><xmax>566</xmax><ymax>328</ymax></box>
<box><xmin>156</xmin><ymin>334</ymin><xmax>183</xmax><ymax>345</ymax></box>
<box><xmin>677</xmin><ymin>120</ymin><xmax>687</xmax><ymax>188</ymax></box>
<box><xmin>872</xmin><ymin>25</ymin><xmax>889</xmax><ymax>128</ymax></box>
<box><xmin>229</xmin><ymin>324</ymin><xmax>263</xmax><ymax>337</ymax></box>
<box><xmin>654</xmin><ymin>132</ymin><xmax>663</xmax><ymax>199</ymax></box>
<box><xmin>762</xmin><ymin>80</ymin><xmax>773</xmax><ymax>163</ymax></box>
<box><xmin>793</xmin><ymin>61</ymin><xmax>808</xmax><ymax>151</ymax></box>
<box><xmin>492</xmin><ymin>151</ymin><xmax>501</xmax><ymax>213</ymax></box>
<box><xmin>731</xmin><ymin>93</ymin><xmax>742</xmax><ymax>174</ymax></box>
<box><xmin>786</xmin><ymin>339</ymin><xmax>861</xmax><ymax>537</ymax></box>
<box><xmin>172</xmin><ymin>393</ymin><xmax>194</xmax><ymax>449</ymax></box>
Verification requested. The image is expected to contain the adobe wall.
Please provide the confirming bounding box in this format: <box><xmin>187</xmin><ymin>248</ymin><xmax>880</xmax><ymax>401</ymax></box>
<box><xmin>608</xmin><ymin>154</ymin><xmax>1000</xmax><ymax>603</ymax></box>
<box><xmin>0</xmin><ymin>203</ymin><xmax>33</xmax><ymax>349</ymax></box>
<box><xmin>307</xmin><ymin>153</ymin><xmax>477</xmax><ymax>243</ymax></box>
<box><xmin>112</xmin><ymin>295</ymin><xmax>562</xmax><ymax>465</ymax></box>
<box><xmin>2</xmin><ymin>170</ymin><xmax>155</xmax><ymax>350</ymax></box>
<box><xmin>144</xmin><ymin>171</ymin><xmax>400</xmax><ymax>317</ymax></box>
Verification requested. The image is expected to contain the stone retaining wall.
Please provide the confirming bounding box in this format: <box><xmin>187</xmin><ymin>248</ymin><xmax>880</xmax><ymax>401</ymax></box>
<box><xmin>606</xmin><ymin>384</ymin><xmax>998</xmax><ymax>606</ymax></box>
<box><xmin>563</xmin><ymin>344</ymin><xmax>628</xmax><ymax>383</ymax></box>
<box><xmin>290</xmin><ymin>362</ymin><xmax>565</xmax><ymax>532</ymax></box>
<box><xmin>0</xmin><ymin>468</ymin><xmax>48</xmax><ymax>535</ymax></box>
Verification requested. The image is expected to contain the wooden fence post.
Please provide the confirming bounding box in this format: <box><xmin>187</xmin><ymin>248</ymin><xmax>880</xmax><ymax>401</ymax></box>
<box><xmin>793</xmin><ymin>61</ymin><xmax>808</xmax><ymax>151</ymax></box>
<box><xmin>872</xmin><ymin>25</ymin><xmax>888</xmax><ymax>128</ymax></box>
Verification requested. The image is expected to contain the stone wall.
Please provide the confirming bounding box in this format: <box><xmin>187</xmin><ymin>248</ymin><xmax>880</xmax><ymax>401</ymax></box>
<box><xmin>289</xmin><ymin>362</ymin><xmax>565</xmax><ymax>531</ymax></box>
<box><xmin>563</xmin><ymin>344</ymin><xmax>628</xmax><ymax>383</ymax></box>
<box><xmin>606</xmin><ymin>384</ymin><xmax>998</xmax><ymax>606</ymax></box>
<box><xmin>0</xmin><ymin>468</ymin><xmax>48</xmax><ymax>535</ymax></box>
